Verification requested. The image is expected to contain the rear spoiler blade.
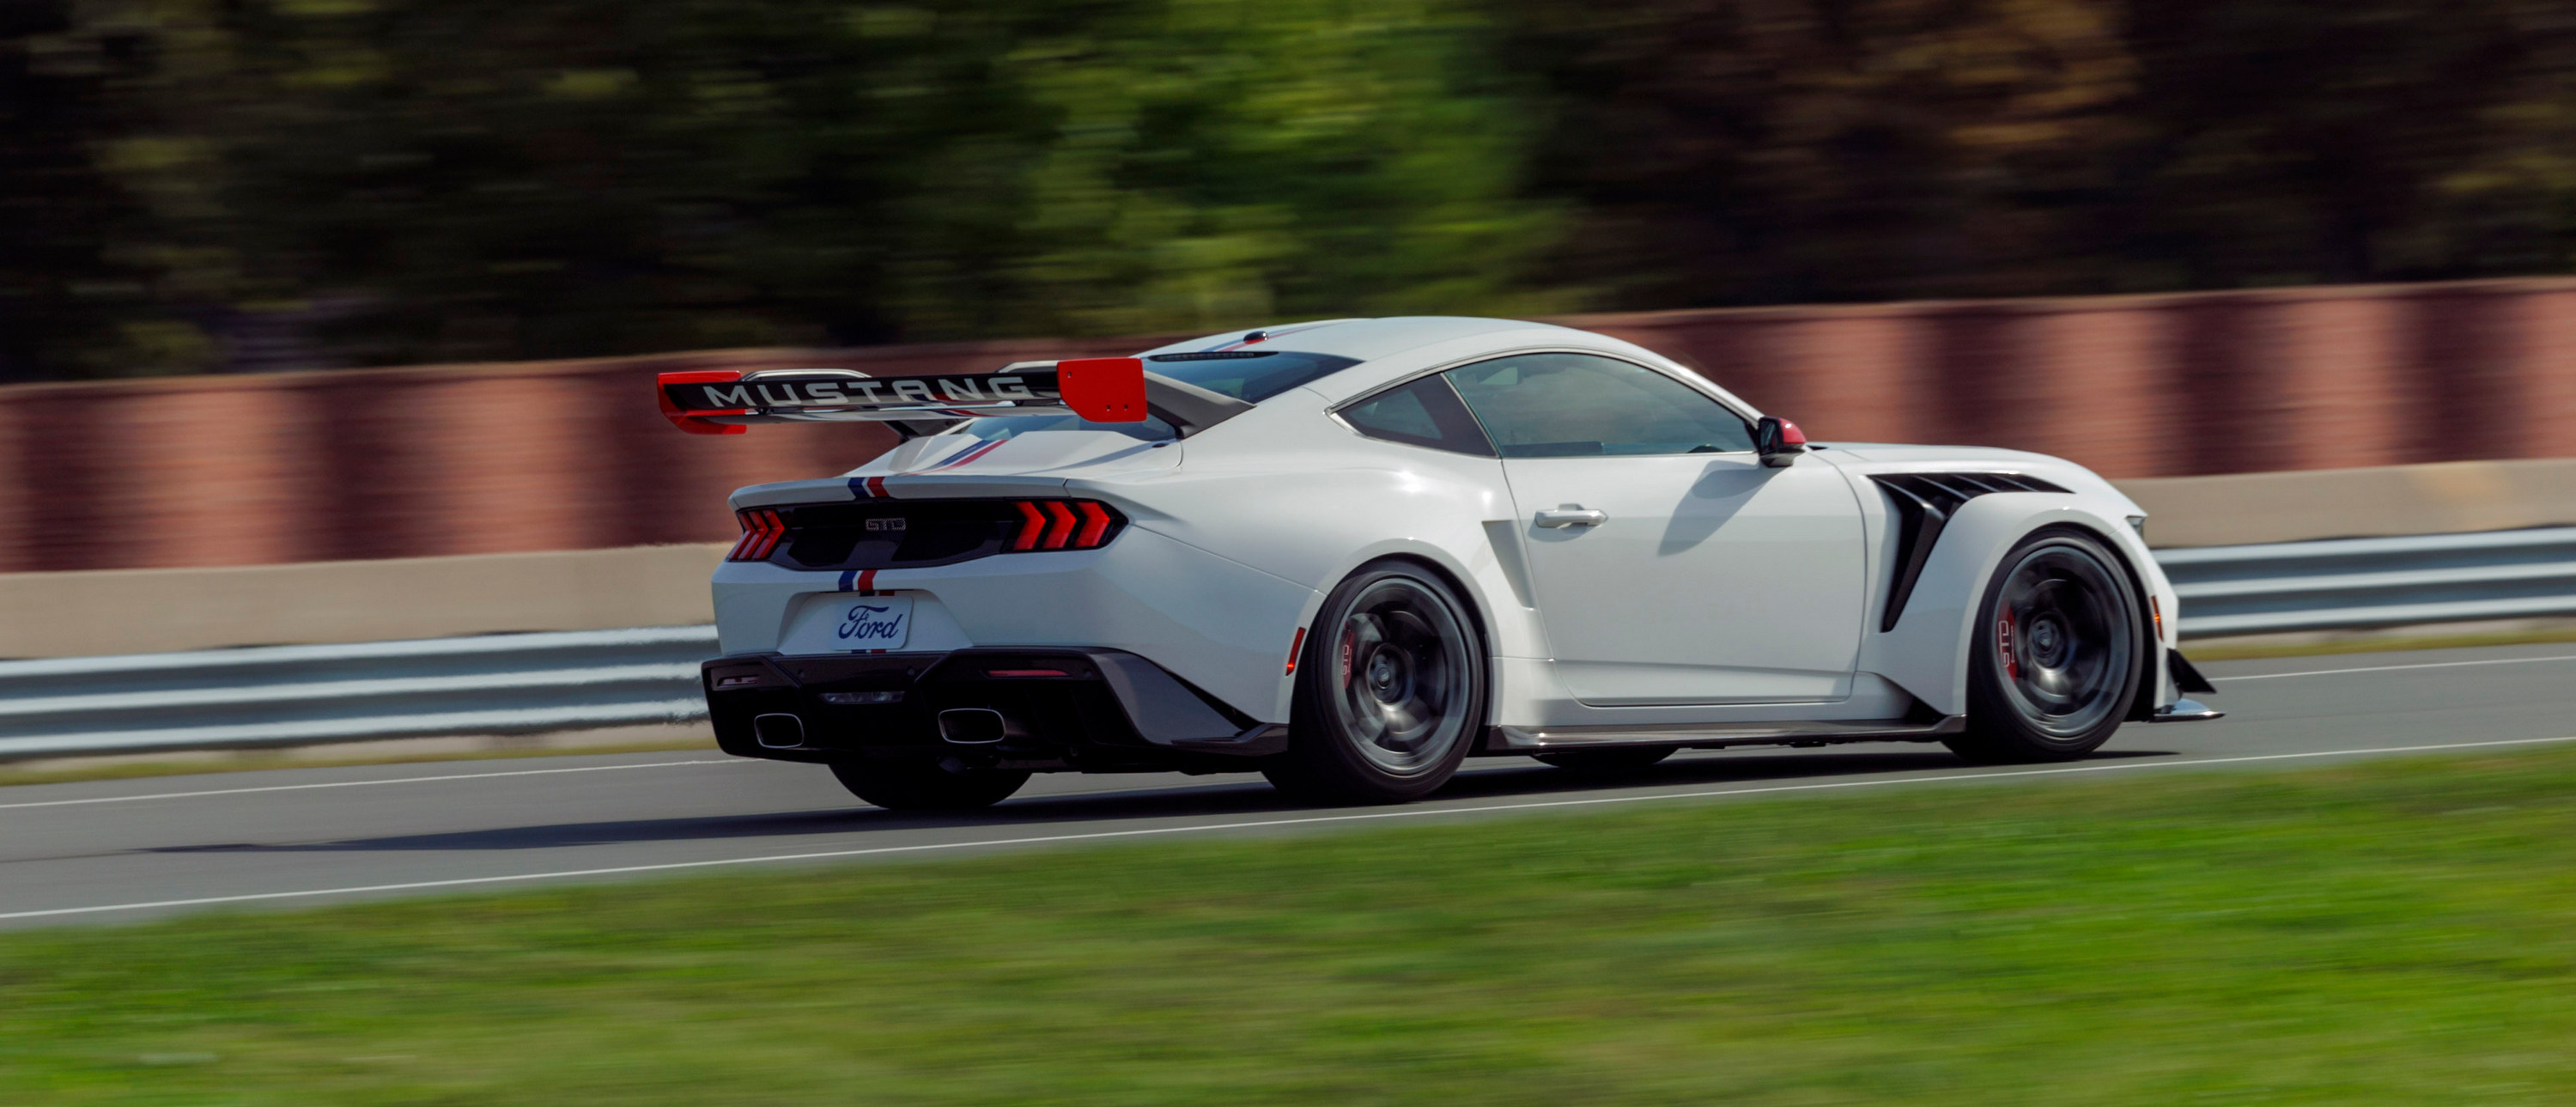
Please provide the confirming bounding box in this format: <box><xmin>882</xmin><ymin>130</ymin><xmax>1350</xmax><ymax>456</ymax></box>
<box><xmin>657</xmin><ymin>357</ymin><xmax>1249</xmax><ymax>436</ymax></box>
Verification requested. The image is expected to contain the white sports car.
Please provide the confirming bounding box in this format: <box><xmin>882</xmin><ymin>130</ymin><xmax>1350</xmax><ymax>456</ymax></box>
<box><xmin>662</xmin><ymin>317</ymin><xmax>2220</xmax><ymax>810</ymax></box>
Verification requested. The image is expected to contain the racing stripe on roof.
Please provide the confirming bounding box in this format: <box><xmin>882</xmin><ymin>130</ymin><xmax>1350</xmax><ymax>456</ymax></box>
<box><xmin>921</xmin><ymin>438</ymin><xmax>1007</xmax><ymax>472</ymax></box>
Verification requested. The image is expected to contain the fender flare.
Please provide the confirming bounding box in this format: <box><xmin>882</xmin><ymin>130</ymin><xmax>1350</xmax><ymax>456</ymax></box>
<box><xmin>1861</xmin><ymin>498</ymin><xmax>2166</xmax><ymax>716</ymax></box>
<box><xmin>1277</xmin><ymin>538</ymin><xmax>1522</xmax><ymax>725</ymax></box>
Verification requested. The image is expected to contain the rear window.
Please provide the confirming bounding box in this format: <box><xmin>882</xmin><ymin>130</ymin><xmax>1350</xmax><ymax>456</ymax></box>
<box><xmin>1141</xmin><ymin>350</ymin><xmax>1363</xmax><ymax>402</ymax></box>
<box><xmin>953</xmin><ymin>412</ymin><xmax>1176</xmax><ymax>442</ymax></box>
<box><xmin>951</xmin><ymin>350</ymin><xmax>1361</xmax><ymax>442</ymax></box>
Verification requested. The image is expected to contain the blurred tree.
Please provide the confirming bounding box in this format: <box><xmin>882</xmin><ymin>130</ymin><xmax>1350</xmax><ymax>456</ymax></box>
<box><xmin>1510</xmin><ymin>0</ymin><xmax>2576</xmax><ymax>307</ymax></box>
<box><xmin>92</xmin><ymin>0</ymin><xmax>1560</xmax><ymax>371</ymax></box>
<box><xmin>0</xmin><ymin>0</ymin><xmax>179</xmax><ymax>380</ymax></box>
<box><xmin>1505</xmin><ymin>0</ymin><xmax>2141</xmax><ymax>307</ymax></box>
<box><xmin>2118</xmin><ymin>0</ymin><xmax>2576</xmax><ymax>288</ymax></box>
<box><xmin>17</xmin><ymin>0</ymin><xmax>2576</xmax><ymax>379</ymax></box>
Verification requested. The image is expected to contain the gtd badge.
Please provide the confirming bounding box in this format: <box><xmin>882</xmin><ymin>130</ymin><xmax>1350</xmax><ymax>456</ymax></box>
<box><xmin>866</xmin><ymin>518</ymin><xmax>906</xmax><ymax>532</ymax></box>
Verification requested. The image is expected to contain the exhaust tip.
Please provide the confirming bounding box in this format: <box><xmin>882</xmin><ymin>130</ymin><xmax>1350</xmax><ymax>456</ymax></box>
<box><xmin>938</xmin><ymin>709</ymin><xmax>1008</xmax><ymax>745</ymax></box>
<box><xmin>752</xmin><ymin>713</ymin><xmax>807</xmax><ymax>749</ymax></box>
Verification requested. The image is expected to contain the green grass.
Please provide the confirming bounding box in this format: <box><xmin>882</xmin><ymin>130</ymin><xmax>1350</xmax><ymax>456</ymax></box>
<box><xmin>11</xmin><ymin>749</ymin><xmax>2576</xmax><ymax>1104</ymax></box>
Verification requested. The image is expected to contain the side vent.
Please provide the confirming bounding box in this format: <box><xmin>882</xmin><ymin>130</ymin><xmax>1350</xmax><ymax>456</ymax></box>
<box><xmin>1871</xmin><ymin>473</ymin><xmax>2073</xmax><ymax>631</ymax></box>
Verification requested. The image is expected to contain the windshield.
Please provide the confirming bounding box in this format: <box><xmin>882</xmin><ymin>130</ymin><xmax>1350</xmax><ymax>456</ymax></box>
<box><xmin>951</xmin><ymin>350</ymin><xmax>1361</xmax><ymax>442</ymax></box>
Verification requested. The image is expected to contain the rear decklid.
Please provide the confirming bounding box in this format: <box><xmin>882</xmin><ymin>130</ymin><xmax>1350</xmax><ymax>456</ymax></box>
<box><xmin>728</xmin><ymin>426</ymin><xmax>1176</xmax><ymax>511</ymax></box>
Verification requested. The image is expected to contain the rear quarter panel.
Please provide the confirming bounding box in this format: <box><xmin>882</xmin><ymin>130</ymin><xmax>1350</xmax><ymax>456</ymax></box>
<box><xmin>1080</xmin><ymin>388</ymin><xmax>1546</xmax><ymax>720</ymax></box>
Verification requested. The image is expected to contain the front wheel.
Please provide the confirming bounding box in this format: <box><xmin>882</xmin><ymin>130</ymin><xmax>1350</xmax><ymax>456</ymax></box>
<box><xmin>1945</xmin><ymin>529</ymin><xmax>2145</xmax><ymax>764</ymax></box>
<box><xmin>1263</xmin><ymin>561</ymin><xmax>1487</xmax><ymax>805</ymax></box>
<box><xmin>830</xmin><ymin>758</ymin><xmax>1030</xmax><ymax>812</ymax></box>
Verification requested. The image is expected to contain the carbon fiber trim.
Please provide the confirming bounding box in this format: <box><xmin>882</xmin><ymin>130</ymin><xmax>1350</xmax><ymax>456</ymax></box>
<box><xmin>1870</xmin><ymin>472</ymin><xmax>2074</xmax><ymax>631</ymax></box>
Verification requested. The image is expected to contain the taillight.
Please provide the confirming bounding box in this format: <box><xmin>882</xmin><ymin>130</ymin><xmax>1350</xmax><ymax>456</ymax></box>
<box><xmin>1074</xmin><ymin>501</ymin><xmax>1113</xmax><ymax>548</ymax></box>
<box><xmin>1008</xmin><ymin>499</ymin><xmax>1123</xmax><ymax>552</ymax></box>
<box><xmin>727</xmin><ymin>508</ymin><xmax>787</xmax><ymax>562</ymax></box>
<box><xmin>1012</xmin><ymin>502</ymin><xmax>1048</xmax><ymax>551</ymax></box>
<box><xmin>1042</xmin><ymin>502</ymin><xmax>1078</xmax><ymax>549</ymax></box>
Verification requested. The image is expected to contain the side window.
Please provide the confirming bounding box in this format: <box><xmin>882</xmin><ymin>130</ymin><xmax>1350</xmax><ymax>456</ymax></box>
<box><xmin>1339</xmin><ymin>375</ymin><xmax>1497</xmax><ymax>457</ymax></box>
<box><xmin>1443</xmin><ymin>353</ymin><xmax>1755</xmax><ymax>458</ymax></box>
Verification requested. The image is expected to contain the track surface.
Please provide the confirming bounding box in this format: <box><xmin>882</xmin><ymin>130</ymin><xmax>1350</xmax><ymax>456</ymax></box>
<box><xmin>7</xmin><ymin>642</ymin><xmax>2575</xmax><ymax>928</ymax></box>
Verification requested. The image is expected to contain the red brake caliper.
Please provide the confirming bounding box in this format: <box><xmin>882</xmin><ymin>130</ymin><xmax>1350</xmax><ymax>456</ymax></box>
<box><xmin>1340</xmin><ymin>627</ymin><xmax>1357</xmax><ymax>689</ymax></box>
<box><xmin>1996</xmin><ymin>610</ymin><xmax>2020</xmax><ymax>680</ymax></box>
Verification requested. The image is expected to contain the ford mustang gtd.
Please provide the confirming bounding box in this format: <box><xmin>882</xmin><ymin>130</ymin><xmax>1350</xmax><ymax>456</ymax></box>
<box><xmin>662</xmin><ymin>318</ymin><xmax>2220</xmax><ymax>810</ymax></box>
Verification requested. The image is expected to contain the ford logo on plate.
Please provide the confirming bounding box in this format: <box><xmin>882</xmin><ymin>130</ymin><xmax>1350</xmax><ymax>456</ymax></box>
<box><xmin>837</xmin><ymin>603</ymin><xmax>908</xmax><ymax>644</ymax></box>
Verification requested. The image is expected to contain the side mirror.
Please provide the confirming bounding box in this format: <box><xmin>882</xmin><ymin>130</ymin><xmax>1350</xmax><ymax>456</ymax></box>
<box><xmin>1755</xmin><ymin>416</ymin><xmax>1807</xmax><ymax>467</ymax></box>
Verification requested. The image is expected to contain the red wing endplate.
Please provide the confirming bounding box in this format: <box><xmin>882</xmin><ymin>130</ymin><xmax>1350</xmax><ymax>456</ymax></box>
<box><xmin>658</xmin><ymin>359</ymin><xmax>1148</xmax><ymax>435</ymax></box>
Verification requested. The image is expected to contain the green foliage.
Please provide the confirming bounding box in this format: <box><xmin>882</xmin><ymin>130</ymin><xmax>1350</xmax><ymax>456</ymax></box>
<box><xmin>10</xmin><ymin>748</ymin><xmax>2576</xmax><ymax>1102</ymax></box>
<box><xmin>14</xmin><ymin>0</ymin><xmax>2576</xmax><ymax>378</ymax></box>
<box><xmin>47</xmin><ymin>0</ymin><xmax>1559</xmax><ymax>374</ymax></box>
<box><xmin>1506</xmin><ymin>0</ymin><xmax>2576</xmax><ymax>307</ymax></box>
<box><xmin>0</xmin><ymin>0</ymin><xmax>170</xmax><ymax>378</ymax></box>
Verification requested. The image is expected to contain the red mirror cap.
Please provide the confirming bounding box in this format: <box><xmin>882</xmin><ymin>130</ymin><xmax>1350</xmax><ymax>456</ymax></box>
<box><xmin>658</xmin><ymin>370</ymin><xmax>750</xmax><ymax>435</ymax></box>
<box><xmin>1056</xmin><ymin>357</ymin><xmax>1148</xmax><ymax>423</ymax></box>
<box><xmin>1775</xmin><ymin>419</ymin><xmax>1807</xmax><ymax>446</ymax></box>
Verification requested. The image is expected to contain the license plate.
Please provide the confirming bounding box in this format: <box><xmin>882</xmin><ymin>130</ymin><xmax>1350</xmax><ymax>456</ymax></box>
<box><xmin>805</xmin><ymin>595</ymin><xmax>913</xmax><ymax>652</ymax></box>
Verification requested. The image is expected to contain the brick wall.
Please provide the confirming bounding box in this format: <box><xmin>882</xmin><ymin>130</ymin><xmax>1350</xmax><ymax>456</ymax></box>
<box><xmin>5</xmin><ymin>277</ymin><xmax>2573</xmax><ymax>573</ymax></box>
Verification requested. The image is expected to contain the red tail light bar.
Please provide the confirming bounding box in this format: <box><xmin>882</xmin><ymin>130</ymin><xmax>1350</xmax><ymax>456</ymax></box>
<box><xmin>1012</xmin><ymin>499</ymin><xmax>1121</xmax><ymax>552</ymax></box>
<box><xmin>726</xmin><ymin>508</ymin><xmax>787</xmax><ymax>562</ymax></box>
<box><xmin>729</xmin><ymin>500</ymin><xmax>1123</xmax><ymax>563</ymax></box>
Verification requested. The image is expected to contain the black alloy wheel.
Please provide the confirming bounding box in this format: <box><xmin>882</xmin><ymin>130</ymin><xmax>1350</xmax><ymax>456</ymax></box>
<box><xmin>1947</xmin><ymin>529</ymin><xmax>2144</xmax><ymax>763</ymax></box>
<box><xmin>829</xmin><ymin>758</ymin><xmax>1030</xmax><ymax>812</ymax></box>
<box><xmin>1265</xmin><ymin>560</ymin><xmax>1487</xmax><ymax>804</ymax></box>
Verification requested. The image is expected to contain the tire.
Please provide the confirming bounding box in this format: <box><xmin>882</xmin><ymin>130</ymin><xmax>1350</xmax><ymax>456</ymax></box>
<box><xmin>1945</xmin><ymin>529</ymin><xmax>2146</xmax><ymax>764</ymax></box>
<box><xmin>1263</xmin><ymin>560</ymin><xmax>1488</xmax><ymax>805</ymax></box>
<box><xmin>1534</xmin><ymin>746</ymin><xmax>1676</xmax><ymax>773</ymax></box>
<box><xmin>829</xmin><ymin>758</ymin><xmax>1030</xmax><ymax>812</ymax></box>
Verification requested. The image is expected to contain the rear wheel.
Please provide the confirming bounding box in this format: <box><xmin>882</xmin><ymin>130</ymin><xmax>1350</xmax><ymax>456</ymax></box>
<box><xmin>1264</xmin><ymin>561</ymin><xmax>1487</xmax><ymax>805</ymax></box>
<box><xmin>829</xmin><ymin>758</ymin><xmax>1030</xmax><ymax>812</ymax></box>
<box><xmin>1945</xmin><ymin>529</ymin><xmax>2144</xmax><ymax>764</ymax></box>
<box><xmin>1534</xmin><ymin>746</ymin><xmax>1676</xmax><ymax>773</ymax></box>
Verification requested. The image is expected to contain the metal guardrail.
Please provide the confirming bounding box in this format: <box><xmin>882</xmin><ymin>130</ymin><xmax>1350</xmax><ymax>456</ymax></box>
<box><xmin>3</xmin><ymin>526</ymin><xmax>2572</xmax><ymax>760</ymax></box>
<box><xmin>2163</xmin><ymin>526</ymin><xmax>2576</xmax><ymax>638</ymax></box>
<box><xmin>0</xmin><ymin>626</ymin><xmax>715</xmax><ymax>761</ymax></box>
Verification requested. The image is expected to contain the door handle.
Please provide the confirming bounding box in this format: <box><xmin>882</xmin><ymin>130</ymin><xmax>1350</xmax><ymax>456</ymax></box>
<box><xmin>1534</xmin><ymin>507</ymin><xmax>1607</xmax><ymax>528</ymax></box>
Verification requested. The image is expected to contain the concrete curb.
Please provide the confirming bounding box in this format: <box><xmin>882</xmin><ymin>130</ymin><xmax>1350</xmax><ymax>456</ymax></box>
<box><xmin>2118</xmin><ymin>458</ymin><xmax>2576</xmax><ymax>547</ymax></box>
<box><xmin>0</xmin><ymin>544</ymin><xmax>727</xmax><ymax>660</ymax></box>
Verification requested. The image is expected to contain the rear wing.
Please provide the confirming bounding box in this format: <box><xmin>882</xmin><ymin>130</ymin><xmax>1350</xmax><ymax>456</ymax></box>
<box><xmin>657</xmin><ymin>357</ymin><xmax>1250</xmax><ymax>437</ymax></box>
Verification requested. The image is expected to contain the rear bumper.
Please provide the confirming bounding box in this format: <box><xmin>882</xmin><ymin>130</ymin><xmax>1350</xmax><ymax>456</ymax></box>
<box><xmin>702</xmin><ymin>648</ymin><xmax>1289</xmax><ymax>769</ymax></box>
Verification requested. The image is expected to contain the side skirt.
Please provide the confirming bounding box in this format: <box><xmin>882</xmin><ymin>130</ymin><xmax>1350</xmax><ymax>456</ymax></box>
<box><xmin>1483</xmin><ymin>713</ymin><xmax>1965</xmax><ymax>753</ymax></box>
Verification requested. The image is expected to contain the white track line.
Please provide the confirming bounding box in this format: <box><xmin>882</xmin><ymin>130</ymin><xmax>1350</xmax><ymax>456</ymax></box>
<box><xmin>0</xmin><ymin>759</ymin><xmax>742</xmax><ymax>812</ymax></box>
<box><xmin>9</xmin><ymin>733</ymin><xmax>2573</xmax><ymax>923</ymax></box>
<box><xmin>2212</xmin><ymin>654</ymin><xmax>2576</xmax><ymax>683</ymax></box>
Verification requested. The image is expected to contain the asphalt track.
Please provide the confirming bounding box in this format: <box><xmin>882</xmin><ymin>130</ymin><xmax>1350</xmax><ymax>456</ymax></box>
<box><xmin>6</xmin><ymin>642</ymin><xmax>2576</xmax><ymax>929</ymax></box>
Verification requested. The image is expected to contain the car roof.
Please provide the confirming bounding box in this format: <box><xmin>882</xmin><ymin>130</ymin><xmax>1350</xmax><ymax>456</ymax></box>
<box><xmin>1135</xmin><ymin>317</ymin><xmax>1579</xmax><ymax>366</ymax></box>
